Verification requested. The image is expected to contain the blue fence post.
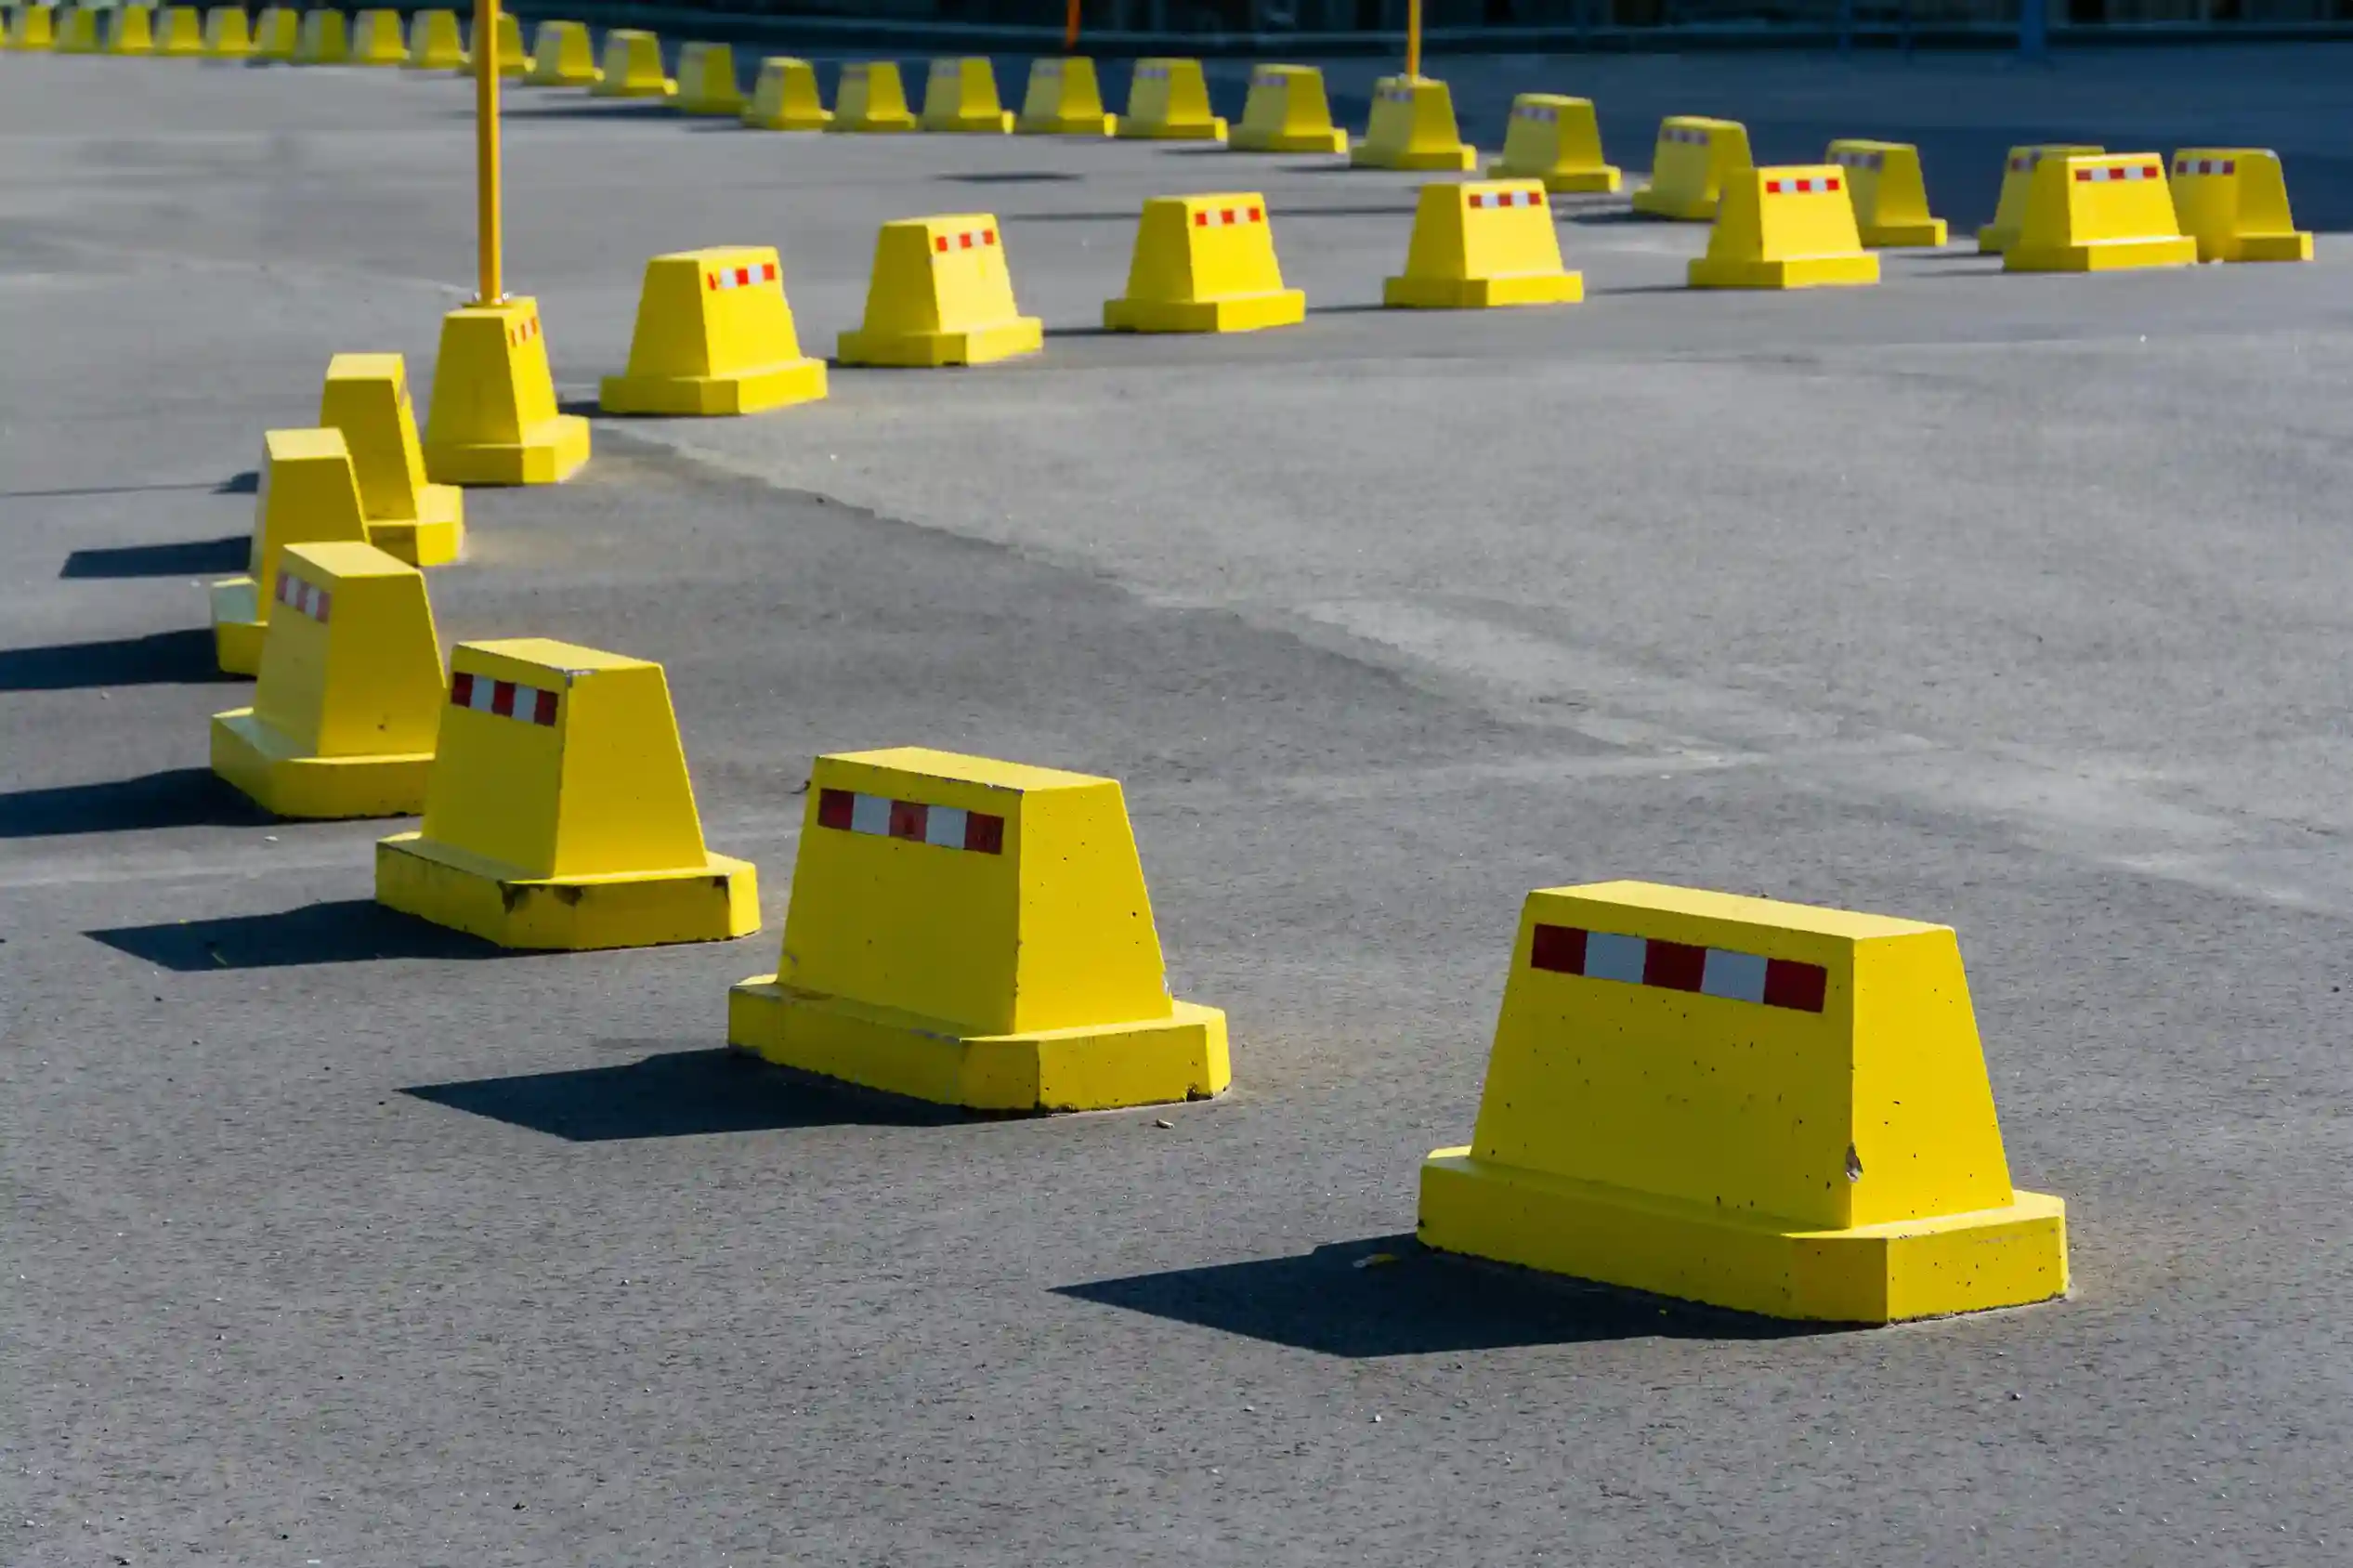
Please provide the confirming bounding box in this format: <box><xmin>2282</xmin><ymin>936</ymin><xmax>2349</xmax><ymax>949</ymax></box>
<box><xmin>2020</xmin><ymin>0</ymin><xmax>2048</xmax><ymax>59</ymax></box>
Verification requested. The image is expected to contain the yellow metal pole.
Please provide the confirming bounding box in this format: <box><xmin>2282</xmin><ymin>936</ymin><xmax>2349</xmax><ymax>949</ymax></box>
<box><xmin>475</xmin><ymin>0</ymin><xmax>503</xmax><ymax>304</ymax></box>
<box><xmin>1405</xmin><ymin>0</ymin><xmax>1421</xmax><ymax>78</ymax></box>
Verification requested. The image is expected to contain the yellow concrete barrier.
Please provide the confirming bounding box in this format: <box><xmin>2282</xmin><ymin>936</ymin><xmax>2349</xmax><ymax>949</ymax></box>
<box><xmin>743</xmin><ymin>55</ymin><xmax>828</xmax><ymax>130</ymax></box>
<box><xmin>211</xmin><ymin>542</ymin><xmax>446</xmax><ymax>818</ymax></box>
<box><xmin>101</xmin><ymin>3</ymin><xmax>153</xmax><ymax>53</ymax></box>
<box><xmin>202</xmin><ymin>6</ymin><xmax>251</xmax><ymax>56</ymax></box>
<box><xmin>525</xmin><ymin>18</ymin><xmax>598</xmax><ymax>85</ymax></box>
<box><xmin>1485</xmin><ymin>94</ymin><xmax>1618</xmax><ymax>193</ymax></box>
<box><xmin>7</xmin><ymin>4</ymin><xmax>57</xmax><ymax>49</ymax></box>
<box><xmin>377</xmin><ymin>640</ymin><xmax>758</xmax><ymax>950</ymax></box>
<box><xmin>1689</xmin><ymin>164</ymin><xmax>1879</xmax><ymax>290</ymax></box>
<box><xmin>2170</xmin><ymin>149</ymin><xmax>2311</xmax><ymax>263</ymax></box>
<box><xmin>1352</xmin><ymin>75</ymin><xmax>1475</xmax><ymax>171</ymax></box>
<box><xmin>402</xmin><ymin>8</ymin><xmax>463</xmax><ymax>70</ymax></box>
<box><xmin>1118</xmin><ymin>57</ymin><xmax>1224</xmax><ymax>141</ymax></box>
<box><xmin>1418</xmin><ymin>882</ymin><xmax>2070</xmax><ymax>1324</ymax></box>
<box><xmin>462</xmin><ymin>10</ymin><xmax>529</xmax><ymax>75</ymax></box>
<box><xmin>1631</xmin><ymin>115</ymin><xmax>1751</xmax><ymax>220</ymax></box>
<box><xmin>2006</xmin><ymin>151</ymin><xmax>2197</xmax><ymax>273</ymax></box>
<box><xmin>1826</xmin><ymin>139</ymin><xmax>1947</xmax><ymax>247</ymax></box>
<box><xmin>920</xmin><ymin>55</ymin><xmax>1012</xmax><ymax>132</ymax></box>
<box><xmin>1231</xmin><ymin>64</ymin><xmax>1346</xmax><ymax>154</ymax></box>
<box><xmin>830</xmin><ymin>59</ymin><xmax>918</xmax><ymax>131</ymax></box>
<box><xmin>291</xmin><ymin>7</ymin><xmax>345</xmax><ymax>63</ymax></box>
<box><xmin>1014</xmin><ymin>56</ymin><xmax>1114</xmax><ymax>136</ymax></box>
<box><xmin>837</xmin><ymin>214</ymin><xmax>1042</xmax><ymax>368</ymax></box>
<box><xmin>153</xmin><ymin>6</ymin><xmax>203</xmax><ymax>56</ymax></box>
<box><xmin>1104</xmin><ymin>192</ymin><xmax>1304</xmax><ymax>333</ymax></box>
<box><xmin>251</xmin><ymin>4</ymin><xmax>296</xmax><ymax>59</ymax></box>
<box><xmin>58</xmin><ymin>2</ymin><xmax>103</xmax><ymax>51</ymax></box>
<box><xmin>674</xmin><ymin>41</ymin><xmax>744</xmax><ymax>114</ymax></box>
<box><xmin>320</xmin><ymin>352</ymin><xmax>464</xmax><ymax>567</ymax></box>
<box><xmin>1384</xmin><ymin>179</ymin><xmax>1581</xmax><ymax>309</ymax></box>
<box><xmin>1976</xmin><ymin>144</ymin><xmax>2100</xmax><ymax>254</ymax></box>
<box><xmin>348</xmin><ymin>7</ymin><xmax>402</xmax><ymax>64</ymax></box>
<box><xmin>209</xmin><ymin>428</ymin><xmax>373</xmax><ymax>677</ymax></box>
<box><xmin>422</xmin><ymin>297</ymin><xmax>591</xmax><ymax>486</ymax></box>
<box><xmin>601</xmin><ymin>246</ymin><xmax>828</xmax><ymax>416</ymax></box>
<box><xmin>728</xmin><ymin>748</ymin><xmax>1229</xmax><ymax>1112</ymax></box>
<box><xmin>590</xmin><ymin>28</ymin><xmax>672</xmax><ymax>98</ymax></box>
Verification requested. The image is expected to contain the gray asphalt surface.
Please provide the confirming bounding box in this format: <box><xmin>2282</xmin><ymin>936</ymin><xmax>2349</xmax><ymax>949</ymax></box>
<box><xmin>6</xmin><ymin>40</ymin><xmax>2353</xmax><ymax>1568</ymax></box>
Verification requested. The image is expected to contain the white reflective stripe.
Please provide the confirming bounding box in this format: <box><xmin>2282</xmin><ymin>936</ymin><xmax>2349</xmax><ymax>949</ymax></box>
<box><xmin>849</xmin><ymin>792</ymin><xmax>891</xmax><ymax>836</ymax></box>
<box><xmin>1700</xmin><ymin>948</ymin><xmax>1770</xmax><ymax>1005</ymax></box>
<box><xmin>924</xmin><ymin>805</ymin><xmax>968</xmax><ymax>848</ymax></box>
<box><xmin>466</xmin><ymin>677</ymin><xmax>499</xmax><ymax>713</ymax></box>
<box><xmin>1584</xmin><ymin>932</ymin><xmax>1647</xmax><ymax>986</ymax></box>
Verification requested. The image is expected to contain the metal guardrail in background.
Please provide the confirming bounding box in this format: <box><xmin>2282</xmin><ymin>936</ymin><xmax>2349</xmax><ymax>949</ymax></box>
<box><xmin>507</xmin><ymin>0</ymin><xmax>2353</xmax><ymax>52</ymax></box>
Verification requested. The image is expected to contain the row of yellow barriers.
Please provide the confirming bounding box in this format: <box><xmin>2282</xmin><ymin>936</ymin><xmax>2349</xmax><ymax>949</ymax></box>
<box><xmin>7</xmin><ymin>5</ymin><xmax>2310</xmax><ymax>278</ymax></box>
<box><xmin>196</xmin><ymin>353</ymin><xmax>2068</xmax><ymax>1326</ymax></box>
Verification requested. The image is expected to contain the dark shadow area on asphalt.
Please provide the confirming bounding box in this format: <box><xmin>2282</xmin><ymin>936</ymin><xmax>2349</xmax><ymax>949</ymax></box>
<box><xmin>60</xmin><ymin>535</ymin><xmax>249</xmax><ymax>580</ymax></box>
<box><xmin>0</xmin><ymin>628</ymin><xmax>242</xmax><ymax>690</ymax></box>
<box><xmin>88</xmin><ymin>899</ymin><xmax>503</xmax><ymax>970</ymax></box>
<box><xmin>0</xmin><ymin>767</ymin><xmax>274</xmax><ymax>839</ymax></box>
<box><xmin>405</xmin><ymin>1046</ymin><xmax>969</xmax><ymax>1141</ymax></box>
<box><xmin>1060</xmin><ymin>1238</ymin><xmax>1832</xmax><ymax>1356</ymax></box>
<box><xmin>938</xmin><ymin>170</ymin><xmax>1082</xmax><ymax>184</ymax></box>
<box><xmin>7</xmin><ymin>469</ymin><xmax>255</xmax><ymax>501</ymax></box>
<box><xmin>501</xmin><ymin>101</ymin><xmax>686</xmax><ymax>121</ymax></box>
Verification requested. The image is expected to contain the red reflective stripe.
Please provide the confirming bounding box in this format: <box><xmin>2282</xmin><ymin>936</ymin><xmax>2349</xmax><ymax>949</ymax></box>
<box><xmin>817</xmin><ymin>788</ymin><xmax>854</xmax><ymax>830</ymax></box>
<box><xmin>935</xmin><ymin>235</ymin><xmax>948</xmax><ymax>252</ymax></box>
<box><xmin>450</xmin><ymin>672</ymin><xmax>475</xmax><ymax>707</ymax></box>
<box><xmin>887</xmin><ymin>800</ymin><xmax>927</xmax><ymax>841</ymax></box>
<box><xmin>1642</xmin><ymin>940</ymin><xmax>1707</xmax><ymax>993</ymax></box>
<box><xmin>490</xmin><ymin>680</ymin><xmax>516</xmax><ymax>719</ymax></box>
<box><xmin>1529</xmin><ymin>922</ymin><xmax>1587</xmax><ymax>974</ymax></box>
<box><xmin>1762</xmin><ymin>959</ymin><xmax>1828</xmax><ymax>1013</ymax></box>
<box><xmin>532</xmin><ymin>688</ymin><xmax>557</xmax><ymax>725</ymax></box>
<box><xmin>964</xmin><ymin>812</ymin><xmax>1005</xmax><ymax>854</ymax></box>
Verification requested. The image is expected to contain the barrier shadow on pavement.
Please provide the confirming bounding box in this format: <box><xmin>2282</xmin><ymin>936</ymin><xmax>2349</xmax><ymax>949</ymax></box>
<box><xmin>0</xmin><ymin>767</ymin><xmax>273</xmax><ymax>838</ymax></box>
<box><xmin>89</xmin><ymin>898</ymin><xmax>503</xmax><ymax>970</ymax></box>
<box><xmin>404</xmin><ymin>1045</ymin><xmax>970</xmax><ymax>1141</ymax></box>
<box><xmin>1058</xmin><ymin>1236</ymin><xmax>1829</xmax><ymax>1356</ymax></box>
<box><xmin>0</xmin><ymin>629</ymin><xmax>243</xmax><ymax>690</ymax></box>
<box><xmin>937</xmin><ymin>170</ymin><xmax>1081</xmax><ymax>184</ymax></box>
<box><xmin>61</xmin><ymin>535</ymin><xmax>251</xmax><ymax>580</ymax></box>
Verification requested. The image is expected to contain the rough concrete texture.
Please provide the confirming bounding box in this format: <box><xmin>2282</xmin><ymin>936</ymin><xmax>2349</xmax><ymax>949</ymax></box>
<box><xmin>4</xmin><ymin>43</ymin><xmax>2350</xmax><ymax>1568</ymax></box>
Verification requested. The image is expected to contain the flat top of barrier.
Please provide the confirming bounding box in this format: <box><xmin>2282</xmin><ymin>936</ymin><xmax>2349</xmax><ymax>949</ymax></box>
<box><xmin>660</xmin><ymin>243</ymin><xmax>777</xmax><ymax>262</ymax></box>
<box><xmin>265</xmin><ymin>426</ymin><xmax>350</xmax><ymax>463</ymax></box>
<box><xmin>824</xmin><ymin>746</ymin><xmax>1108</xmax><ymax>795</ymax></box>
<box><xmin>452</xmin><ymin>636</ymin><xmax>644</xmax><ymax>681</ymax></box>
<box><xmin>282</xmin><ymin>539</ymin><xmax>412</xmax><ymax>581</ymax></box>
<box><xmin>1827</xmin><ymin>137</ymin><xmax>1907</xmax><ymax>152</ymax></box>
<box><xmin>1543</xmin><ymin>881</ymin><xmax>1941</xmax><ymax>941</ymax></box>
<box><xmin>1514</xmin><ymin>92</ymin><xmax>1593</xmax><ymax>106</ymax></box>
<box><xmin>324</xmin><ymin>351</ymin><xmax>402</xmax><ymax>380</ymax></box>
<box><xmin>1663</xmin><ymin>114</ymin><xmax>1742</xmax><ymax>128</ymax></box>
<box><xmin>2174</xmin><ymin>145</ymin><xmax>2274</xmax><ymax>159</ymax></box>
